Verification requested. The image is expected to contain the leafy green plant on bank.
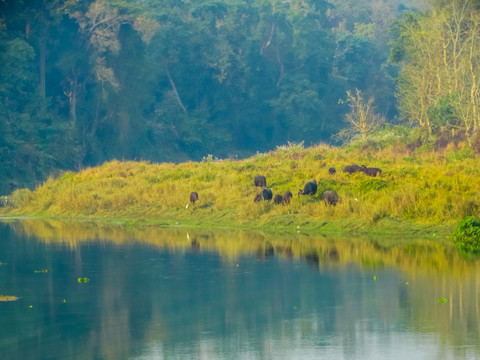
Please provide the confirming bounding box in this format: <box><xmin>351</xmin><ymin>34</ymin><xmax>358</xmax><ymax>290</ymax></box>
<box><xmin>451</xmin><ymin>216</ymin><xmax>480</xmax><ymax>254</ymax></box>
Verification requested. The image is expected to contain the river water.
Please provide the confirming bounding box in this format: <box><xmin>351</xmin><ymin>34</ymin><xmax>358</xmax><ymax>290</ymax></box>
<box><xmin>0</xmin><ymin>219</ymin><xmax>479</xmax><ymax>360</ymax></box>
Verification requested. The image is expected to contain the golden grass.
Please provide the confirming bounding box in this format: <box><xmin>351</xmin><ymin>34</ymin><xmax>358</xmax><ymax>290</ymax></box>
<box><xmin>3</xmin><ymin>142</ymin><xmax>479</xmax><ymax>234</ymax></box>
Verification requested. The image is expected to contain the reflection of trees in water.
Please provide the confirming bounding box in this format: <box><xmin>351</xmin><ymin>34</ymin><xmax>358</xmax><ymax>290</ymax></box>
<box><xmin>2</xmin><ymin>219</ymin><xmax>480</xmax><ymax>359</ymax></box>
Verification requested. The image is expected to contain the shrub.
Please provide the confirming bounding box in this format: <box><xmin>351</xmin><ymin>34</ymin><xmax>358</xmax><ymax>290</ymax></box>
<box><xmin>451</xmin><ymin>216</ymin><xmax>480</xmax><ymax>254</ymax></box>
<box><xmin>446</xmin><ymin>146</ymin><xmax>475</xmax><ymax>163</ymax></box>
<box><xmin>10</xmin><ymin>189</ymin><xmax>33</xmax><ymax>208</ymax></box>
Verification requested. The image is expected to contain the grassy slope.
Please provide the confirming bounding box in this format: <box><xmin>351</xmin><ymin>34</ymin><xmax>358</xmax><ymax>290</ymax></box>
<box><xmin>2</xmin><ymin>142</ymin><xmax>479</xmax><ymax>236</ymax></box>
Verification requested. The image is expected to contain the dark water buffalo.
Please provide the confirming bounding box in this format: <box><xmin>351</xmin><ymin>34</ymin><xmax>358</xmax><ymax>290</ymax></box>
<box><xmin>328</xmin><ymin>167</ymin><xmax>336</xmax><ymax>175</ymax></box>
<box><xmin>190</xmin><ymin>191</ymin><xmax>199</xmax><ymax>204</ymax></box>
<box><xmin>283</xmin><ymin>191</ymin><xmax>293</xmax><ymax>205</ymax></box>
<box><xmin>274</xmin><ymin>194</ymin><xmax>283</xmax><ymax>205</ymax></box>
<box><xmin>323</xmin><ymin>190</ymin><xmax>340</xmax><ymax>206</ymax></box>
<box><xmin>343</xmin><ymin>164</ymin><xmax>366</xmax><ymax>174</ymax></box>
<box><xmin>262</xmin><ymin>188</ymin><xmax>273</xmax><ymax>201</ymax></box>
<box><xmin>254</xmin><ymin>188</ymin><xmax>273</xmax><ymax>202</ymax></box>
<box><xmin>363</xmin><ymin>167</ymin><xmax>382</xmax><ymax>177</ymax></box>
<box><xmin>298</xmin><ymin>180</ymin><xmax>317</xmax><ymax>195</ymax></box>
<box><xmin>254</xmin><ymin>175</ymin><xmax>267</xmax><ymax>187</ymax></box>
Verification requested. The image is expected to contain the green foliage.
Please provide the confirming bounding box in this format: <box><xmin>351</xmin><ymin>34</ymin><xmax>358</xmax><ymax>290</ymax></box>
<box><xmin>0</xmin><ymin>0</ymin><xmax>415</xmax><ymax>192</ymax></box>
<box><xmin>316</xmin><ymin>178</ymin><xmax>338</xmax><ymax>195</ymax></box>
<box><xmin>451</xmin><ymin>216</ymin><xmax>480</xmax><ymax>254</ymax></box>
<box><xmin>275</xmin><ymin>142</ymin><xmax>305</xmax><ymax>157</ymax></box>
<box><xmin>10</xmin><ymin>188</ymin><xmax>33</xmax><ymax>208</ymax></box>
<box><xmin>446</xmin><ymin>147</ymin><xmax>475</xmax><ymax>163</ymax></box>
<box><xmin>392</xmin><ymin>0</ymin><xmax>480</xmax><ymax>142</ymax></box>
<box><xmin>359</xmin><ymin>179</ymin><xmax>389</xmax><ymax>193</ymax></box>
<box><xmin>5</xmin><ymin>140</ymin><xmax>476</xmax><ymax>238</ymax></box>
<box><xmin>348</xmin><ymin>125</ymin><xmax>418</xmax><ymax>151</ymax></box>
<box><xmin>427</xmin><ymin>94</ymin><xmax>460</xmax><ymax>132</ymax></box>
<box><xmin>372</xmin><ymin>210</ymin><xmax>390</xmax><ymax>223</ymax></box>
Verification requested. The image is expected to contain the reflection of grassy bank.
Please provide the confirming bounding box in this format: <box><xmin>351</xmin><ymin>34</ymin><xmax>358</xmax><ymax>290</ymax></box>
<box><xmin>3</xmin><ymin>218</ymin><xmax>480</xmax><ymax>358</ymax></box>
<box><xmin>3</xmin><ymin>143</ymin><xmax>480</xmax><ymax>235</ymax></box>
<box><xmin>7</xmin><ymin>219</ymin><xmax>477</xmax><ymax>278</ymax></box>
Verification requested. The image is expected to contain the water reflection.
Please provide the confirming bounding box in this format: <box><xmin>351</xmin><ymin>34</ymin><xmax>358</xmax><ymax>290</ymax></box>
<box><xmin>0</xmin><ymin>219</ymin><xmax>479</xmax><ymax>359</ymax></box>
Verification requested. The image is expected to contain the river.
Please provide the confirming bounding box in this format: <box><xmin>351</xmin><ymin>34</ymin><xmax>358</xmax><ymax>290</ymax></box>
<box><xmin>0</xmin><ymin>219</ymin><xmax>479</xmax><ymax>359</ymax></box>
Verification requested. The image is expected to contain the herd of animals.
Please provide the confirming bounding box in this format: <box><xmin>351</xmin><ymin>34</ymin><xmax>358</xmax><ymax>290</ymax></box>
<box><xmin>188</xmin><ymin>164</ymin><xmax>382</xmax><ymax>208</ymax></box>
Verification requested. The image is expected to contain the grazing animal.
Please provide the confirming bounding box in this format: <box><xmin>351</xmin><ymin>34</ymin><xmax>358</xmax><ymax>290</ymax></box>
<box><xmin>254</xmin><ymin>188</ymin><xmax>273</xmax><ymax>202</ymax></box>
<box><xmin>262</xmin><ymin>188</ymin><xmax>273</xmax><ymax>201</ymax></box>
<box><xmin>328</xmin><ymin>167</ymin><xmax>336</xmax><ymax>175</ymax></box>
<box><xmin>342</xmin><ymin>164</ymin><xmax>366</xmax><ymax>174</ymax></box>
<box><xmin>299</xmin><ymin>180</ymin><xmax>317</xmax><ymax>195</ymax></box>
<box><xmin>323</xmin><ymin>190</ymin><xmax>340</xmax><ymax>207</ymax></box>
<box><xmin>190</xmin><ymin>191</ymin><xmax>199</xmax><ymax>204</ymax></box>
<box><xmin>283</xmin><ymin>191</ymin><xmax>293</xmax><ymax>205</ymax></box>
<box><xmin>363</xmin><ymin>167</ymin><xmax>382</xmax><ymax>177</ymax></box>
<box><xmin>254</xmin><ymin>175</ymin><xmax>267</xmax><ymax>187</ymax></box>
<box><xmin>274</xmin><ymin>194</ymin><xmax>283</xmax><ymax>205</ymax></box>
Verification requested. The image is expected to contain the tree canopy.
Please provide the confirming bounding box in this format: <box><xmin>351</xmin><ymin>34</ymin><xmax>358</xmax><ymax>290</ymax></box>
<box><xmin>0</xmin><ymin>0</ymin><xmax>425</xmax><ymax>192</ymax></box>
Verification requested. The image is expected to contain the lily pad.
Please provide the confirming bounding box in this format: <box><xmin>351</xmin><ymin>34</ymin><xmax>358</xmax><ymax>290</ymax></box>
<box><xmin>0</xmin><ymin>295</ymin><xmax>19</xmax><ymax>301</ymax></box>
<box><xmin>78</xmin><ymin>277</ymin><xmax>90</xmax><ymax>283</ymax></box>
<box><xmin>34</xmin><ymin>269</ymin><xmax>50</xmax><ymax>273</ymax></box>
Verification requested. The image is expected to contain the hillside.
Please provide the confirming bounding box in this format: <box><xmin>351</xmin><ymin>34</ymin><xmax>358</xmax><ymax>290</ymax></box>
<box><xmin>2</xmin><ymin>141</ymin><xmax>478</xmax><ymax>236</ymax></box>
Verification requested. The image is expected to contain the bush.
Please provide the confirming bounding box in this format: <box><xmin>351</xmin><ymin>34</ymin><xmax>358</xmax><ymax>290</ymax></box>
<box><xmin>10</xmin><ymin>188</ymin><xmax>33</xmax><ymax>208</ymax></box>
<box><xmin>446</xmin><ymin>146</ymin><xmax>475</xmax><ymax>163</ymax></box>
<box><xmin>451</xmin><ymin>216</ymin><xmax>480</xmax><ymax>254</ymax></box>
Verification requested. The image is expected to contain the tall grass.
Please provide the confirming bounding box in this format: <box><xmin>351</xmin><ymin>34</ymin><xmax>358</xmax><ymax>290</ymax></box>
<box><xmin>3</xmin><ymin>142</ymin><xmax>479</xmax><ymax>234</ymax></box>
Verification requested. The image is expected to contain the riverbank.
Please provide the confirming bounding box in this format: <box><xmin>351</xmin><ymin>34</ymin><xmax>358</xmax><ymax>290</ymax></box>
<box><xmin>0</xmin><ymin>213</ymin><xmax>455</xmax><ymax>239</ymax></box>
<box><xmin>1</xmin><ymin>141</ymin><xmax>477</xmax><ymax>238</ymax></box>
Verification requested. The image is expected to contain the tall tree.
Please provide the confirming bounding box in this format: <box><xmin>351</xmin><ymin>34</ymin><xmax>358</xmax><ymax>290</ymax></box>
<box><xmin>392</xmin><ymin>0</ymin><xmax>480</xmax><ymax>142</ymax></box>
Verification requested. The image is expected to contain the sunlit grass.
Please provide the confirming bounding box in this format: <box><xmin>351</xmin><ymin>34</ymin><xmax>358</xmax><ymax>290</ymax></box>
<box><xmin>2</xmin><ymin>141</ymin><xmax>480</xmax><ymax>234</ymax></box>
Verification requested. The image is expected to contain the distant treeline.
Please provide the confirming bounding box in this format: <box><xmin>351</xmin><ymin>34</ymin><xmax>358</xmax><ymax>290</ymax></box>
<box><xmin>0</xmin><ymin>0</ymin><xmax>429</xmax><ymax>193</ymax></box>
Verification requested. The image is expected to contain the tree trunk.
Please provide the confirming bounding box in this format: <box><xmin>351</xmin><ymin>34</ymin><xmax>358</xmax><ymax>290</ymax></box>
<box><xmin>38</xmin><ymin>8</ymin><xmax>47</xmax><ymax>99</ymax></box>
<box><xmin>39</xmin><ymin>40</ymin><xmax>46</xmax><ymax>98</ymax></box>
<box><xmin>165</xmin><ymin>64</ymin><xmax>187</xmax><ymax>114</ymax></box>
<box><xmin>70</xmin><ymin>73</ymin><xmax>78</xmax><ymax>128</ymax></box>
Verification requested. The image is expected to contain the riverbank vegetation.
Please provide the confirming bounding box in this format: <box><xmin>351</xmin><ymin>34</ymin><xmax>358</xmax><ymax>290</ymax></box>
<box><xmin>2</xmin><ymin>136</ymin><xmax>478</xmax><ymax>236</ymax></box>
<box><xmin>2</xmin><ymin>0</ymin><xmax>480</xmax><ymax>241</ymax></box>
<box><xmin>0</xmin><ymin>0</ymin><xmax>424</xmax><ymax>193</ymax></box>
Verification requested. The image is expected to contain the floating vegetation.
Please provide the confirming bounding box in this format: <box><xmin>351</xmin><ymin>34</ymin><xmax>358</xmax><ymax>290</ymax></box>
<box><xmin>438</xmin><ymin>297</ymin><xmax>448</xmax><ymax>303</ymax></box>
<box><xmin>34</xmin><ymin>269</ymin><xmax>50</xmax><ymax>273</ymax></box>
<box><xmin>0</xmin><ymin>295</ymin><xmax>19</xmax><ymax>301</ymax></box>
<box><xmin>78</xmin><ymin>277</ymin><xmax>90</xmax><ymax>283</ymax></box>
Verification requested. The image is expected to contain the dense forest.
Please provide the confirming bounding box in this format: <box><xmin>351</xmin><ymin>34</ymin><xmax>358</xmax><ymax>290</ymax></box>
<box><xmin>4</xmin><ymin>0</ymin><xmax>480</xmax><ymax>194</ymax></box>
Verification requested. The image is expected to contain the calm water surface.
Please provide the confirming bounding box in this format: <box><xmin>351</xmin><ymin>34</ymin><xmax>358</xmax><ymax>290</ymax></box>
<box><xmin>0</xmin><ymin>220</ymin><xmax>479</xmax><ymax>359</ymax></box>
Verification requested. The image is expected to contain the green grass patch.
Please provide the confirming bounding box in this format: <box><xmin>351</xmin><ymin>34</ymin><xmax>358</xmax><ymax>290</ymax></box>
<box><xmin>2</xmin><ymin>144</ymin><xmax>479</xmax><ymax>239</ymax></box>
